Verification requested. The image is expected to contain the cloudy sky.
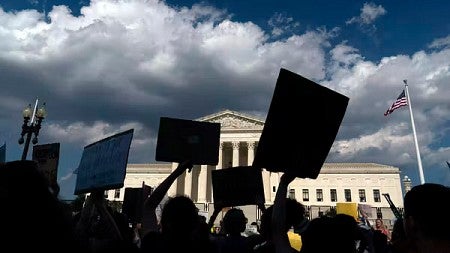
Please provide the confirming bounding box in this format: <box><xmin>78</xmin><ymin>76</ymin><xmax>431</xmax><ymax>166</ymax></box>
<box><xmin>1</xmin><ymin>0</ymin><xmax>450</xmax><ymax>200</ymax></box>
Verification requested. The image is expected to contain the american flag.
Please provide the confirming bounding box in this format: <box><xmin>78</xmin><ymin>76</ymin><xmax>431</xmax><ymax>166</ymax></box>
<box><xmin>384</xmin><ymin>90</ymin><xmax>408</xmax><ymax>116</ymax></box>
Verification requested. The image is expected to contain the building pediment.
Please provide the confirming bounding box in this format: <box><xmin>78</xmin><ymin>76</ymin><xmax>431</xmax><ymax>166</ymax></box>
<box><xmin>197</xmin><ymin>110</ymin><xmax>265</xmax><ymax>130</ymax></box>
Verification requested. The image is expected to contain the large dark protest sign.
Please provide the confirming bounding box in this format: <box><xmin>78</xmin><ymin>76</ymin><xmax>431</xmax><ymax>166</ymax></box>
<box><xmin>74</xmin><ymin>129</ymin><xmax>134</xmax><ymax>195</ymax></box>
<box><xmin>155</xmin><ymin>117</ymin><xmax>220</xmax><ymax>165</ymax></box>
<box><xmin>211</xmin><ymin>166</ymin><xmax>264</xmax><ymax>209</ymax></box>
<box><xmin>253</xmin><ymin>68</ymin><xmax>349</xmax><ymax>178</ymax></box>
<box><xmin>122</xmin><ymin>183</ymin><xmax>153</xmax><ymax>224</ymax></box>
<box><xmin>32</xmin><ymin>143</ymin><xmax>60</xmax><ymax>186</ymax></box>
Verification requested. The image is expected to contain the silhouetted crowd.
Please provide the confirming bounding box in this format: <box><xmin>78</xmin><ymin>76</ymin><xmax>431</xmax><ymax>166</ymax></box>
<box><xmin>1</xmin><ymin>160</ymin><xmax>450</xmax><ymax>253</ymax></box>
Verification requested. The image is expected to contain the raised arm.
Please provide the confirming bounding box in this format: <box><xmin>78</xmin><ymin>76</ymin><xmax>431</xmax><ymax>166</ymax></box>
<box><xmin>207</xmin><ymin>208</ymin><xmax>222</xmax><ymax>230</ymax></box>
<box><xmin>272</xmin><ymin>172</ymin><xmax>296</xmax><ymax>253</ymax></box>
<box><xmin>75</xmin><ymin>189</ymin><xmax>123</xmax><ymax>249</ymax></box>
<box><xmin>142</xmin><ymin>160</ymin><xmax>193</xmax><ymax>234</ymax></box>
<box><xmin>90</xmin><ymin>190</ymin><xmax>123</xmax><ymax>241</ymax></box>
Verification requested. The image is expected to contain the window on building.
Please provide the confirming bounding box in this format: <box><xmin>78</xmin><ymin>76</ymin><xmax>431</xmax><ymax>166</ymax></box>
<box><xmin>330</xmin><ymin>189</ymin><xmax>337</xmax><ymax>202</ymax></box>
<box><xmin>344</xmin><ymin>189</ymin><xmax>352</xmax><ymax>202</ymax></box>
<box><xmin>114</xmin><ymin>189</ymin><xmax>121</xmax><ymax>199</ymax></box>
<box><xmin>359</xmin><ymin>189</ymin><xmax>366</xmax><ymax>202</ymax></box>
<box><xmin>289</xmin><ymin>189</ymin><xmax>296</xmax><ymax>199</ymax></box>
<box><xmin>373</xmin><ymin>189</ymin><xmax>381</xmax><ymax>202</ymax></box>
<box><xmin>273</xmin><ymin>186</ymin><xmax>276</xmax><ymax>192</ymax></box>
<box><xmin>316</xmin><ymin>189</ymin><xmax>323</xmax><ymax>202</ymax></box>
<box><xmin>302</xmin><ymin>189</ymin><xmax>309</xmax><ymax>202</ymax></box>
<box><xmin>104</xmin><ymin>190</ymin><xmax>109</xmax><ymax>198</ymax></box>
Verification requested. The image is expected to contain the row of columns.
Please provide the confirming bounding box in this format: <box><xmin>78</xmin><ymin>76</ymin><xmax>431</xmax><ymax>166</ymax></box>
<box><xmin>168</xmin><ymin>140</ymin><xmax>271</xmax><ymax>203</ymax></box>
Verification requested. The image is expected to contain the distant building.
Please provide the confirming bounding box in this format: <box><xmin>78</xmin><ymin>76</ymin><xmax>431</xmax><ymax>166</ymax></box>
<box><xmin>107</xmin><ymin>110</ymin><xmax>404</xmax><ymax>227</ymax></box>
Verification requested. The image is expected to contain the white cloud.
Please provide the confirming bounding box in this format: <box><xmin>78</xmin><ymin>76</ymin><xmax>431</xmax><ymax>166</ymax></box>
<box><xmin>0</xmin><ymin>0</ymin><xmax>329</xmax><ymax>95</ymax></box>
<box><xmin>59</xmin><ymin>170</ymin><xmax>76</xmax><ymax>182</ymax></box>
<box><xmin>268</xmin><ymin>12</ymin><xmax>300</xmax><ymax>38</ymax></box>
<box><xmin>346</xmin><ymin>2</ymin><xmax>386</xmax><ymax>26</ymax></box>
<box><xmin>330</xmin><ymin>123</ymin><xmax>413</xmax><ymax>161</ymax></box>
<box><xmin>330</xmin><ymin>42</ymin><xmax>363</xmax><ymax>66</ymax></box>
<box><xmin>429</xmin><ymin>35</ymin><xmax>450</xmax><ymax>49</ymax></box>
<box><xmin>46</xmin><ymin>121</ymin><xmax>153</xmax><ymax>147</ymax></box>
<box><xmin>324</xmin><ymin>43</ymin><xmax>450</xmax><ymax>179</ymax></box>
<box><xmin>45</xmin><ymin>120</ymin><xmax>157</xmax><ymax>164</ymax></box>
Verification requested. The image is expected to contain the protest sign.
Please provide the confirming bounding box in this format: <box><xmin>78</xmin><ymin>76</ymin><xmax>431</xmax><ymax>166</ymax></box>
<box><xmin>156</xmin><ymin>117</ymin><xmax>220</xmax><ymax>165</ymax></box>
<box><xmin>358</xmin><ymin>203</ymin><xmax>373</xmax><ymax>218</ymax></box>
<box><xmin>253</xmin><ymin>68</ymin><xmax>349</xmax><ymax>178</ymax></box>
<box><xmin>122</xmin><ymin>183</ymin><xmax>153</xmax><ymax>224</ymax></box>
<box><xmin>211</xmin><ymin>166</ymin><xmax>264</xmax><ymax>209</ymax></box>
<box><xmin>32</xmin><ymin>143</ymin><xmax>60</xmax><ymax>186</ymax></box>
<box><xmin>74</xmin><ymin>129</ymin><xmax>134</xmax><ymax>194</ymax></box>
<box><xmin>336</xmin><ymin>202</ymin><xmax>359</xmax><ymax>220</ymax></box>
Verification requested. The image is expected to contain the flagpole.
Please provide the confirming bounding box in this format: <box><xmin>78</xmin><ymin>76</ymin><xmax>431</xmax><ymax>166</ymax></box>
<box><xmin>30</xmin><ymin>98</ymin><xmax>39</xmax><ymax>124</ymax></box>
<box><xmin>404</xmin><ymin>80</ymin><xmax>425</xmax><ymax>184</ymax></box>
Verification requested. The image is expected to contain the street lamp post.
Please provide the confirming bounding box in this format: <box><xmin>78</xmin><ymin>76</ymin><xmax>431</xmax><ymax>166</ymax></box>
<box><xmin>18</xmin><ymin>99</ymin><xmax>47</xmax><ymax>160</ymax></box>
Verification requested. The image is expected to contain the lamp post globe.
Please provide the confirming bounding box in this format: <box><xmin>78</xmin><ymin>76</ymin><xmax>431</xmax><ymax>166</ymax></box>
<box><xmin>18</xmin><ymin>100</ymin><xmax>47</xmax><ymax>160</ymax></box>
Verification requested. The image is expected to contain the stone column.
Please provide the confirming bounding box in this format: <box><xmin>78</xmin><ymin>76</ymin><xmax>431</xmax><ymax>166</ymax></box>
<box><xmin>210</xmin><ymin>143</ymin><xmax>223</xmax><ymax>204</ymax></box>
<box><xmin>168</xmin><ymin>162</ymin><xmax>178</xmax><ymax>197</ymax></box>
<box><xmin>184</xmin><ymin>170</ymin><xmax>192</xmax><ymax>198</ymax></box>
<box><xmin>232</xmin><ymin>141</ymin><xmax>240</xmax><ymax>167</ymax></box>
<box><xmin>217</xmin><ymin>142</ymin><xmax>223</xmax><ymax>169</ymax></box>
<box><xmin>247</xmin><ymin>141</ymin><xmax>255</xmax><ymax>165</ymax></box>
<box><xmin>263</xmin><ymin>169</ymin><xmax>271</xmax><ymax>203</ymax></box>
<box><xmin>198</xmin><ymin>165</ymin><xmax>208</xmax><ymax>203</ymax></box>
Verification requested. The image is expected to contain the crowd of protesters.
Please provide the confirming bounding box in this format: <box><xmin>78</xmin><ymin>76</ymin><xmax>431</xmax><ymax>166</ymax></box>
<box><xmin>1</xmin><ymin>159</ymin><xmax>449</xmax><ymax>253</ymax></box>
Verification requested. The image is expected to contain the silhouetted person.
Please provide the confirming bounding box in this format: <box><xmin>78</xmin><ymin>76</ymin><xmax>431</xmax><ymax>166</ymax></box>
<box><xmin>75</xmin><ymin>190</ymin><xmax>129</xmax><ymax>253</ymax></box>
<box><xmin>369</xmin><ymin>218</ymin><xmax>390</xmax><ymax>253</ymax></box>
<box><xmin>372</xmin><ymin>230</ymin><xmax>389</xmax><ymax>253</ymax></box>
<box><xmin>140</xmin><ymin>195</ymin><xmax>214</xmax><ymax>252</ymax></box>
<box><xmin>258</xmin><ymin>173</ymin><xmax>306</xmax><ymax>253</ymax></box>
<box><xmin>0</xmin><ymin>160</ymin><xmax>78</xmax><ymax>252</ymax></box>
<box><xmin>108</xmin><ymin>206</ymin><xmax>140</xmax><ymax>252</ymax></box>
<box><xmin>389</xmin><ymin>218</ymin><xmax>409</xmax><ymax>253</ymax></box>
<box><xmin>140</xmin><ymin>160</ymin><xmax>215</xmax><ymax>253</ymax></box>
<box><xmin>300</xmin><ymin>214</ymin><xmax>359</xmax><ymax>253</ymax></box>
<box><xmin>373</xmin><ymin>218</ymin><xmax>391</xmax><ymax>241</ymax></box>
<box><xmin>403</xmin><ymin>183</ymin><xmax>450</xmax><ymax>253</ymax></box>
<box><xmin>217</xmin><ymin>208</ymin><xmax>252</xmax><ymax>253</ymax></box>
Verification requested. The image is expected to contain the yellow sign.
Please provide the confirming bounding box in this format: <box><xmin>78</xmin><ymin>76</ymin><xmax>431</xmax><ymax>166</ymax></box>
<box><xmin>336</xmin><ymin>202</ymin><xmax>358</xmax><ymax>220</ymax></box>
<box><xmin>288</xmin><ymin>231</ymin><xmax>302</xmax><ymax>251</ymax></box>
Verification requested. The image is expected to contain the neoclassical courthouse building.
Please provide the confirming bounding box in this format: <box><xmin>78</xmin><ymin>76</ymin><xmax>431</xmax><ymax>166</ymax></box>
<box><xmin>106</xmin><ymin>110</ymin><xmax>409</xmax><ymax>226</ymax></box>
